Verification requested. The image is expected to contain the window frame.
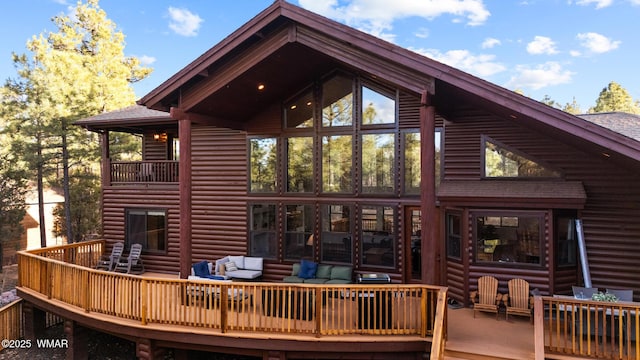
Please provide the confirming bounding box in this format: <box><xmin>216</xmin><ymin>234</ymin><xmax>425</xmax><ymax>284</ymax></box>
<box><xmin>320</xmin><ymin>204</ymin><xmax>353</xmax><ymax>264</ymax></box>
<box><xmin>248</xmin><ymin>203</ymin><xmax>279</xmax><ymax>260</ymax></box>
<box><xmin>472</xmin><ymin>209</ymin><xmax>545</xmax><ymax>267</ymax></box>
<box><xmin>481</xmin><ymin>135</ymin><xmax>562</xmax><ymax>179</ymax></box>
<box><xmin>124</xmin><ymin>208</ymin><xmax>167</xmax><ymax>254</ymax></box>
<box><xmin>360</xmin><ymin>204</ymin><xmax>397</xmax><ymax>269</ymax></box>
<box><xmin>248</xmin><ymin>137</ymin><xmax>278</xmax><ymax>194</ymax></box>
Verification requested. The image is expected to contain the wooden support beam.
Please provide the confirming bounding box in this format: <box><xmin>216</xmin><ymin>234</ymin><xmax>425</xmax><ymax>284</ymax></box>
<box><xmin>170</xmin><ymin>107</ymin><xmax>244</xmax><ymax>131</ymax></box>
<box><xmin>22</xmin><ymin>302</ymin><xmax>46</xmax><ymax>341</ymax></box>
<box><xmin>420</xmin><ymin>90</ymin><xmax>438</xmax><ymax>285</ymax></box>
<box><xmin>178</xmin><ymin>116</ymin><xmax>192</xmax><ymax>279</ymax></box>
<box><xmin>64</xmin><ymin>319</ymin><xmax>88</xmax><ymax>360</ymax></box>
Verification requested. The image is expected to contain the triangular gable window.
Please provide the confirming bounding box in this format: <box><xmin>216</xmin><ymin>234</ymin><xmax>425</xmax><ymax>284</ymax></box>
<box><xmin>483</xmin><ymin>136</ymin><xmax>561</xmax><ymax>178</ymax></box>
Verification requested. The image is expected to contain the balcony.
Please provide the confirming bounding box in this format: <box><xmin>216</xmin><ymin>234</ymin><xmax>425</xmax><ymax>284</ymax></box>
<box><xmin>110</xmin><ymin>160</ymin><xmax>179</xmax><ymax>184</ymax></box>
<box><xmin>14</xmin><ymin>241</ymin><xmax>448</xmax><ymax>359</ymax></box>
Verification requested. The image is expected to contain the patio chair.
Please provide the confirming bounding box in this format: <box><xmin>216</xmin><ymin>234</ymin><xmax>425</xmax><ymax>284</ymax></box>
<box><xmin>95</xmin><ymin>242</ymin><xmax>124</xmax><ymax>271</ymax></box>
<box><xmin>470</xmin><ymin>276</ymin><xmax>502</xmax><ymax>319</ymax></box>
<box><xmin>572</xmin><ymin>286</ymin><xmax>598</xmax><ymax>300</ymax></box>
<box><xmin>113</xmin><ymin>244</ymin><xmax>145</xmax><ymax>274</ymax></box>
<box><xmin>504</xmin><ymin>278</ymin><xmax>533</xmax><ymax>322</ymax></box>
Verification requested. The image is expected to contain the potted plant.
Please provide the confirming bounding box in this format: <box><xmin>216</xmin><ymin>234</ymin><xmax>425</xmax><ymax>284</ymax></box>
<box><xmin>591</xmin><ymin>291</ymin><xmax>618</xmax><ymax>302</ymax></box>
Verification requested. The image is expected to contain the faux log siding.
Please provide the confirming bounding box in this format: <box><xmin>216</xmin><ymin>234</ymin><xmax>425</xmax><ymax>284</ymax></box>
<box><xmin>190</xmin><ymin>126</ymin><xmax>249</xmax><ymax>265</ymax></box>
<box><xmin>444</xmin><ymin>110</ymin><xmax>640</xmax><ymax>301</ymax></box>
<box><xmin>143</xmin><ymin>133</ymin><xmax>168</xmax><ymax>161</ymax></box>
<box><xmin>445</xmin><ymin>260</ymin><xmax>465</xmax><ymax>301</ymax></box>
<box><xmin>102</xmin><ymin>186</ymin><xmax>180</xmax><ymax>273</ymax></box>
<box><xmin>398</xmin><ymin>91</ymin><xmax>444</xmax><ymax>129</ymax></box>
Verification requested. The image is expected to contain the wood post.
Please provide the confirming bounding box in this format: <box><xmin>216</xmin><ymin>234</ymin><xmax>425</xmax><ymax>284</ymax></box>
<box><xmin>172</xmin><ymin>109</ymin><xmax>193</xmax><ymax>280</ymax></box>
<box><xmin>137</xmin><ymin>338</ymin><xmax>166</xmax><ymax>360</ymax></box>
<box><xmin>64</xmin><ymin>319</ymin><xmax>88</xmax><ymax>360</ymax></box>
<box><xmin>420</xmin><ymin>90</ymin><xmax>437</xmax><ymax>285</ymax></box>
<box><xmin>22</xmin><ymin>302</ymin><xmax>46</xmax><ymax>340</ymax></box>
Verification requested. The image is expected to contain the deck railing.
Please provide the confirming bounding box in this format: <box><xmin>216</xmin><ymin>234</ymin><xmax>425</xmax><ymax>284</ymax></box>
<box><xmin>0</xmin><ymin>299</ymin><xmax>23</xmax><ymax>351</ymax></box>
<box><xmin>110</xmin><ymin>160</ymin><xmax>179</xmax><ymax>184</ymax></box>
<box><xmin>17</xmin><ymin>241</ymin><xmax>447</xmax><ymax>349</ymax></box>
<box><xmin>534</xmin><ymin>295</ymin><xmax>640</xmax><ymax>360</ymax></box>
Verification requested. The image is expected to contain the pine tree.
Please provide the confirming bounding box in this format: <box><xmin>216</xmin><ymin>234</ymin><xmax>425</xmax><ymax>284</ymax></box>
<box><xmin>589</xmin><ymin>81</ymin><xmax>640</xmax><ymax>114</ymax></box>
<box><xmin>1</xmin><ymin>0</ymin><xmax>152</xmax><ymax>245</ymax></box>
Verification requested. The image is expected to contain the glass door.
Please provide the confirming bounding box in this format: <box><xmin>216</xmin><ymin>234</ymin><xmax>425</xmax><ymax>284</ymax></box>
<box><xmin>405</xmin><ymin>207</ymin><xmax>422</xmax><ymax>282</ymax></box>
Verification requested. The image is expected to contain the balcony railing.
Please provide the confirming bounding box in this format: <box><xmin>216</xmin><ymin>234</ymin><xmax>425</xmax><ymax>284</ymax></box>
<box><xmin>110</xmin><ymin>161</ymin><xmax>179</xmax><ymax>184</ymax></box>
<box><xmin>534</xmin><ymin>295</ymin><xmax>640</xmax><ymax>360</ymax></box>
<box><xmin>17</xmin><ymin>241</ymin><xmax>448</xmax><ymax>357</ymax></box>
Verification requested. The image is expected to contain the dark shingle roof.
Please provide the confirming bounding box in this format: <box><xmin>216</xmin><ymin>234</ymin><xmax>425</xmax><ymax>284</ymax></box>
<box><xmin>74</xmin><ymin>105</ymin><xmax>173</xmax><ymax>129</ymax></box>
<box><xmin>578</xmin><ymin>112</ymin><xmax>640</xmax><ymax>142</ymax></box>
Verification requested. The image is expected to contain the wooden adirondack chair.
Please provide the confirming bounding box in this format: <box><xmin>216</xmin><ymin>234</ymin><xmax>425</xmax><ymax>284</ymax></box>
<box><xmin>504</xmin><ymin>278</ymin><xmax>533</xmax><ymax>322</ymax></box>
<box><xmin>114</xmin><ymin>243</ymin><xmax>145</xmax><ymax>274</ymax></box>
<box><xmin>470</xmin><ymin>276</ymin><xmax>502</xmax><ymax>319</ymax></box>
<box><xmin>95</xmin><ymin>242</ymin><xmax>124</xmax><ymax>271</ymax></box>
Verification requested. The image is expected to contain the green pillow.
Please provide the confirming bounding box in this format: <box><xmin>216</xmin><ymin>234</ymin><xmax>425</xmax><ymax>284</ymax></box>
<box><xmin>315</xmin><ymin>264</ymin><xmax>332</xmax><ymax>279</ymax></box>
<box><xmin>291</xmin><ymin>263</ymin><xmax>301</xmax><ymax>276</ymax></box>
<box><xmin>330</xmin><ymin>266</ymin><xmax>352</xmax><ymax>281</ymax></box>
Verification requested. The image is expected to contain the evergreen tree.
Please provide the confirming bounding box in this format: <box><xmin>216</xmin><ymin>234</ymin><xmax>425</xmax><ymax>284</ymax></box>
<box><xmin>589</xmin><ymin>81</ymin><xmax>640</xmax><ymax>114</ymax></box>
<box><xmin>1</xmin><ymin>0</ymin><xmax>151</xmax><ymax>245</ymax></box>
<box><xmin>562</xmin><ymin>97</ymin><xmax>582</xmax><ymax>115</ymax></box>
<box><xmin>0</xmin><ymin>152</ymin><xmax>28</xmax><ymax>270</ymax></box>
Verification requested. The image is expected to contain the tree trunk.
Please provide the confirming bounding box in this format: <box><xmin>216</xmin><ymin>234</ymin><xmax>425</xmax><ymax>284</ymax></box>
<box><xmin>62</xmin><ymin>122</ymin><xmax>73</xmax><ymax>243</ymax></box>
<box><xmin>37</xmin><ymin>134</ymin><xmax>47</xmax><ymax>248</ymax></box>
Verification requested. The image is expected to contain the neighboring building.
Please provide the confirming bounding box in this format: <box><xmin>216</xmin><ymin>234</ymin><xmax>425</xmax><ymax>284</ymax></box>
<box><xmin>24</xmin><ymin>186</ymin><xmax>65</xmax><ymax>249</ymax></box>
<box><xmin>77</xmin><ymin>0</ymin><xmax>640</xmax><ymax>303</ymax></box>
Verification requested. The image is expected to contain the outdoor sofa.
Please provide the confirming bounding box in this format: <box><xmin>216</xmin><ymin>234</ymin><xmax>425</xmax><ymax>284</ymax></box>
<box><xmin>189</xmin><ymin>255</ymin><xmax>263</xmax><ymax>281</ymax></box>
<box><xmin>283</xmin><ymin>259</ymin><xmax>352</xmax><ymax>284</ymax></box>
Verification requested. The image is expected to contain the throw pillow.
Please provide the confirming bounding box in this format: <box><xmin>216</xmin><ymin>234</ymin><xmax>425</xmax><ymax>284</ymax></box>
<box><xmin>193</xmin><ymin>261</ymin><xmax>210</xmax><ymax>277</ymax></box>
<box><xmin>225</xmin><ymin>261</ymin><xmax>238</xmax><ymax>272</ymax></box>
<box><xmin>299</xmin><ymin>259</ymin><xmax>318</xmax><ymax>279</ymax></box>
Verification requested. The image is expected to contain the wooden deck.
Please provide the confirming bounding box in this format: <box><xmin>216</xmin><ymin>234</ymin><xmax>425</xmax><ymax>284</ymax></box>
<box><xmin>445</xmin><ymin>307</ymin><xmax>535</xmax><ymax>360</ymax></box>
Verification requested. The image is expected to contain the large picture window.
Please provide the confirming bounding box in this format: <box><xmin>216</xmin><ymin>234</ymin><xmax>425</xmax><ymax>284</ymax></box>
<box><xmin>483</xmin><ymin>137</ymin><xmax>560</xmax><ymax>178</ymax></box>
<box><xmin>474</xmin><ymin>211</ymin><xmax>543</xmax><ymax>265</ymax></box>
<box><xmin>287</xmin><ymin>137</ymin><xmax>313</xmax><ymax>193</ymax></box>
<box><xmin>361</xmin><ymin>133</ymin><xmax>395</xmax><ymax>194</ymax></box>
<box><xmin>361</xmin><ymin>85</ymin><xmax>395</xmax><ymax>125</ymax></box>
<box><xmin>322</xmin><ymin>75</ymin><xmax>353</xmax><ymax>127</ymax></box>
<box><xmin>284</xmin><ymin>204</ymin><xmax>314</xmax><ymax>260</ymax></box>
<box><xmin>321</xmin><ymin>205</ymin><xmax>352</xmax><ymax>263</ymax></box>
<box><xmin>322</xmin><ymin>135</ymin><xmax>353</xmax><ymax>193</ymax></box>
<box><xmin>249</xmin><ymin>204</ymin><xmax>277</xmax><ymax>259</ymax></box>
<box><xmin>361</xmin><ymin>205</ymin><xmax>395</xmax><ymax>268</ymax></box>
<box><xmin>249</xmin><ymin>138</ymin><xmax>277</xmax><ymax>192</ymax></box>
<box><xmin>446</xmin><ymin>212</ymin><xmax>462</xmax><ymax>260</ymax></box>
<box><xmin>125</xmin><ymin>209</ymin><xmax>166</xmax><ymax>252</ymax></box>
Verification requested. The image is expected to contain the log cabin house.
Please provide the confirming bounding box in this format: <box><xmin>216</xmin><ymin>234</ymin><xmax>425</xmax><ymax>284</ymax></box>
<box><xmin>73</xmin><ymin>0</ymin><xmax>640</xmax><ymax>302</ymax></box>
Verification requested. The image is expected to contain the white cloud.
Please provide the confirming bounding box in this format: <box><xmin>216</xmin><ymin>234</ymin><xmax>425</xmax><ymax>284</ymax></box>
<box><xmin>413</xmin><ymin>48</ymin><xmax>506</xmax><ymax>77</ymax></box>
<box><xmin>505</xmin><ymin>62</ymin><xmax>574</xmax><ymax>90</ymax></box>
<box><xmin>575</xmin><ymin>0</ymin><xmax>613</xmax><ymax>9</ymax></box>
<box><xmin>299</xmin><ymin>0</ymin><xmax>490</xmax><ymax>40</ymax></box>
<box><xmin>167</xmin><ymin>7</ymin><xmax>203</xmax><ymax>37</ymax></box>
<box><xmin>630</xmin><ymin>0</ymin><xmax>640</xmax><ymax>5</ymax></box>
<box><xmin>526</xmin><ymin>36</ymin><xmax>558</xmax><ymax>55</ymax></box>
<box><xmin>481</xmin><ymin>37</ymin><xmax>501</xmax><ymax>49</ymax></box>
<box><xmin>138</xmin><ymin>55</ymin><xmax>157</xmax><ymax>66</ymax></box>
<box><xmin>577</xmin><ymin>32</ymin><xmax>620</xmax><ymax>53</ymax></box>
<box><xmin>415</xmin><ymin>28</ymin><xmax>429</xmax><ymax>39</ymax></box>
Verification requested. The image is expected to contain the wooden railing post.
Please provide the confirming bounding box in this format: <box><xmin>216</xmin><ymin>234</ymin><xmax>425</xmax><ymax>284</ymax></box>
<box><xmin>141</xmin><ymin>279</ymin><xmax>148</xmax><ymax>325</ymax></box>
<box><xmin>221</xmin><ymin>283</ymin><xmax>228</xmax><ymax>333</ymax></box>
<box><xmin>84</xmin><ymin>270</ymin><xmax>91</xmax><ymax>313</ymax></box>
<box><xmin>421</xmin><ymin>288</ymin><xmax>428</xmax><ymax>337</ymax></box>
<box><xmin>314</xmin><ymin>287</ymin><xmax>322</xmax><ymax>338</ymax></box>
<box><xmin>533</xmin><ymin>296</ymin><xmax>544</xmax><ymax>360</ymax></box>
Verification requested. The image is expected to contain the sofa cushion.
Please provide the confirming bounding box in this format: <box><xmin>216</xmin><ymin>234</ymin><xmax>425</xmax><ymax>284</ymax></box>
<box><xmin>229</xmin><ymin>255</ymin><xmax>245</xmax><ymax>269</ymax></box>
<box><xmin>225</xmin><ymin>261</ymin><xmax>239</xmax><ymax>272</ymax></box>
<box><xmin>244</xmin><ymin>257</ymin><xmax>263</xmax><ymax>271</ymax></box>
<box><xmin>291</xmin><ymin>263</ymin><xmax>301</xmax><ymax>276</ymax></box>
<box><xmin>304</xmin><ymin>278</ymin><xmax>329</xmax><ymax>284</ymax></box>
<box><xmin>227</xmin><ymin>269</ymin><xmax>262</xmax><ymax>279</ymax></box>
<box><xmin>315</xmin><ymin>264</ymin><xmax>332</xmax><ymax>279</ymax></box>
<box><xmin>283</xmin><ymin>275</ymin><xmax>304</xmax><ymax>283</ymax></box>
<box><xmin>299</xmin><ymin>259</ymin><xmax>318</xmax><ymax>279</ymax></box>
<box><xmin>214</xmin><ymin>257</ymin><xmax>230</xmax><ymax>275</ymax></box>
<box><xmin>325</xmin><ymin>279</ymin><xmax>352</xmax><ymax>285</ymax></box>
<box><xmin>193</xmin><ymin>261</ymin><xmax>210</xmax><ymax>277</ymax></box>
<box><xmin>330</xmin><ymin>266</ymin><xmax>352</xmax><ymax>281</ymax></box>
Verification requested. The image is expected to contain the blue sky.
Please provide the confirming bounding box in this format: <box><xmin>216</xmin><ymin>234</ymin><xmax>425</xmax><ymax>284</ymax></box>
<box><xmin>1</xmin><ymin>0</ymin><xmax>638</xmax><ymax>112</ymax></box>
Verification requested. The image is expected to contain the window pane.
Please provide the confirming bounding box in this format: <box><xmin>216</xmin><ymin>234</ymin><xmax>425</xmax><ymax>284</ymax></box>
<box><xmin>250</xmin><ymin>138</ymin><xmax>277</xmax><ymax>192</ymax></box>
<box><xmin>475</xmin><ymin>213</ymin><xmax>542</xmax><ymax>265</ymax></box>
<box><xmin>361</xmin><ymin>206</ymin><xmax>395</xmax><ymax>268</ymax></box>
<box><xmin>285</xmin><ymin>90</ymin><xmax>314</xmax><ymax>128</ymax></box>
<box><xmin>322</xmin><ymin>135</ymin><xmax>353</xmax><ymax>193</ymax></box>
<box><xmin>362</xmin><ymin>133</ymin><xmax>395</xmax><ymax>194</ymax></box>
<box><xmin>287</xmin><ymin>137</ymin><xmax>313</xmax><ymax>192</ymax></box>
<box><xmin>249</xmin><ymin>204</ymin><xmax>277</xmax><ymax>259</ymax></box>
<box><xmin>321</xmin><ymin>205</ymin><xmax>352</xmax><ymax>263</ymax></box>
<box><xmin>322</xmin><ymin>75</ymin><xmax>353</xmax><ymax>127</ymax></box>
<box><xmin>446</xmin><ymin>213</ymin><xmax>461</xmax><ymax>259</ymax></box>
<box><xmin>484</xmin><ymin>139</ymin><xmax>560</xmax><ymax>178</ymax></box>
<box><xmin>362</xmin><ymin>86</ymin><xmax>395</xmax><ymax>125</ymax></box>
<box><xmin>284</xmin><ymin>204</ymin><xmax>314</xmax><ymax>260</ymax></box>
<box><xmin>404</xmin><ymin>132</ymin><xmax>420</xmax><ymax>194</ymax></box>
<box><xmin>556</xmin><ymin>216</ymin><xmax>577</xmax><ymax>267</ymax></box>
<box><xmin>126</xmin><ymin>209</ymin><xmax>166</xmax><ymax>252</ymax></box>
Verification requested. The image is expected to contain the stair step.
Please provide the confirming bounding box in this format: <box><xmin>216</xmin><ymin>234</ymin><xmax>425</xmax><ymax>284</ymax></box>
<box><xmin>444</xmin><ymin>349</ymin><xmax>532</xmax><ymax>360</ymax></box>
